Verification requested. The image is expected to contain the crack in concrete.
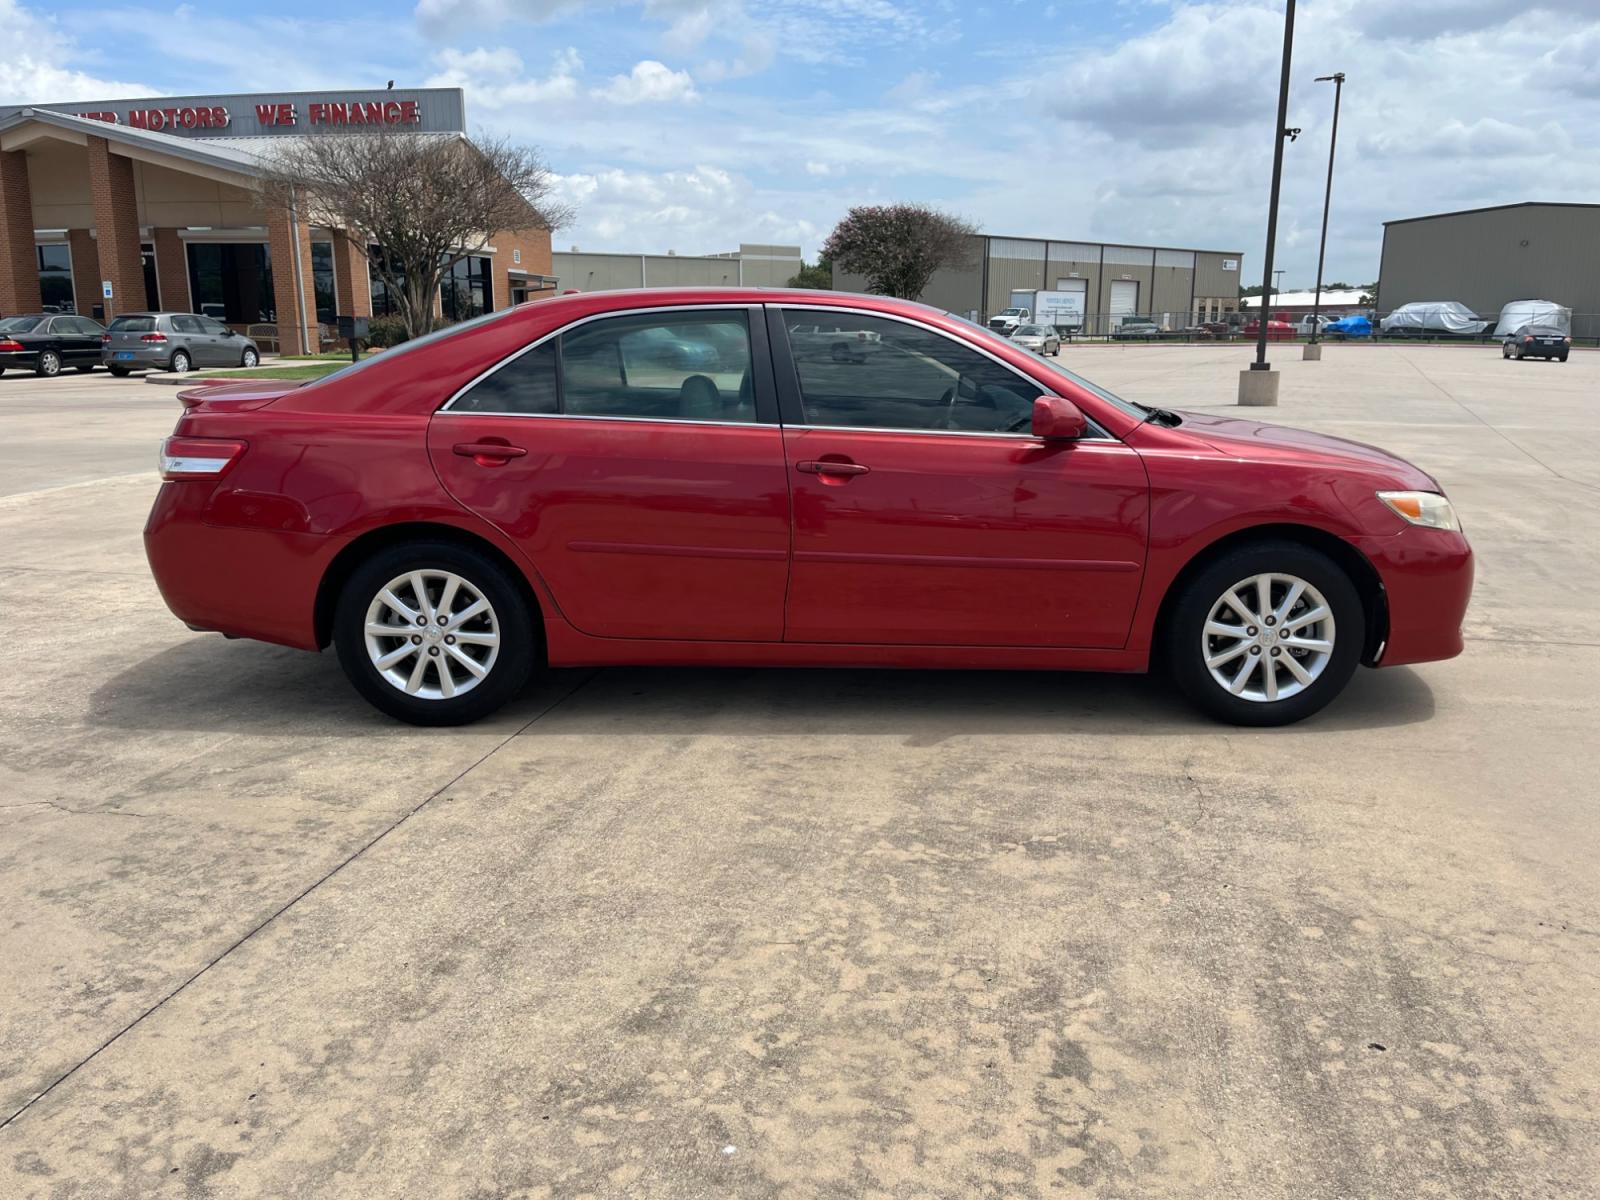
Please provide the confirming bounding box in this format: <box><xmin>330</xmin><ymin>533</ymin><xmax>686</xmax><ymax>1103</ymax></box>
<box><xmin>0</xmin><ymin>670</ymin><xmax>598</xmax><ymax>1134</ymax></box>
<box><xmin>0</xmin><ymin>802</ymin><xmax>145</xmax><ymax>818</ymax></box>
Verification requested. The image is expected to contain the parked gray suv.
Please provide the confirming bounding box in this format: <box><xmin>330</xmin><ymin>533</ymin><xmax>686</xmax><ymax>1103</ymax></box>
<box><xmin>102</xmin><ymin>312</ymin><xmax>261</xmax><ymax>375</ymax></box>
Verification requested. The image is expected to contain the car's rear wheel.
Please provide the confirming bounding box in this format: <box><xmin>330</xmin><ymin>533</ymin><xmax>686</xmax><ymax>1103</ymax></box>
<box><xmin>170</xmin><ymin>349</ymin><xmax>192</xmax><ymax>374</ymax></box>
<box><xmin>333</xmin><ymin>541</ymin><xmax>537</xmax><ymax>726</ymax></box>
<box><xmin>108</xmin><ymin>366</ymin><xmax>131</xmax><ymax>377</ymax></box>
<box><xmin>241</xmin><ymin>346</ymin><xmax>259</xmax><ymax>368</ymax></box>
<box><xmin>74</xmin><ymin>364</ymin><xmax>94</xmax><ymax>372</ymax></box>
<box><xmin>1166</xmin><ymin>541</ymin><xmax>1364</xmax><ymax>726</ymax></box>
<box><xmin>36</xmin><ymin>350</ymin><xmax>61</xmax><ymax>377</ymax></box>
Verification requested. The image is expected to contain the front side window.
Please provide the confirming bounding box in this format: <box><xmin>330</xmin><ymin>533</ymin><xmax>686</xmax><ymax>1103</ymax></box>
<box><xmin>781</xmin><ymin>309</ymin><xmax>1038</xmax><ymax>433</ymax></box>
<box><xmin>198</xmin><ymin>317</ymin><xmax>231</xmax><ymax>336</ymax></box>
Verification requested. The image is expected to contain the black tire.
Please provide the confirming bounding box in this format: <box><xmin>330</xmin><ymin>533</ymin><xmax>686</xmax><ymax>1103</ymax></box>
<box><xmin>241</xmin><ymin>346</ymin><xmax>259</xmax><ymax>368</ymax></box>
<box><xmin>36</xmin><ymin>350</ymin><xmax>61</xmax><ymax>377</ymax></box>
<box><xmin>1165</xmin><ymin>539</ymin><xmax>1365</xmax><ymax>727</ymax></box>
<box><xmin>333</xmin><ymin>540</ymin><xmax>538</xmax><ymax>726</ymax></box>
<box><xmin>108</xmin><ymin>366</ymin><xmax>131</xmax><ymax>377</ymax></box>
<box><xmin>1515</xmin><ymin>346</ymin><xmax>1524</xmax><ymax>360</ymax></box>
<box><xmin>74</xmin><ymin>364</ymin><xmax>94</xmax><ymax>373</ymax></box>
<box><xmin>169</xmin><ymin>349</ymin><xmax>192</xmax><ymax>374</ymax></box>
<box><xmin>1559</xmin><ymin>353</ymin><xmax>1569</xmax><ymax>363</ymax></box>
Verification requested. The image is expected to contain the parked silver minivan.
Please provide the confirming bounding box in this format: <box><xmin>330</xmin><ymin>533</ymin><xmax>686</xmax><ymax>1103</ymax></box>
<box><xmin>102</xmin><ymin>313</ymin><xmax>261</xmax><ymax>375</ymax></box>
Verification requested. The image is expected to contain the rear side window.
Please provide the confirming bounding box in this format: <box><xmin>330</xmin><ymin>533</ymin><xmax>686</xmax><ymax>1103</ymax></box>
<box><xmin>451</xmin><ymin>309</ymin><xmax>758</xmax><ymax>423</ymax></box>
<box><xmin>109</xmin><ymin>316</ymin><xmax>155</xmax><ymax>333</ymax></box>
<box><xmin>453</xmin><ymin>342</ymin><xmax>558</xmax><ymax>414</ymax></box>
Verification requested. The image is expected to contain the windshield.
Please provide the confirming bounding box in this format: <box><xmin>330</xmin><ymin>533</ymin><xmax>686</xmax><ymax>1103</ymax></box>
<box><xmin>942</xmin><ymin>310</ymin><xmax>1147</xmax><ymax>421</ymax></box>
<box><xmin>0</xmin><ymin>316</ymin><xmax>44</xmax><ymax>333</ymax></box>
<box><xmin>302</xmin><ymin>306</ymin><xmax>521</xmax><ymax>391</ymax></box>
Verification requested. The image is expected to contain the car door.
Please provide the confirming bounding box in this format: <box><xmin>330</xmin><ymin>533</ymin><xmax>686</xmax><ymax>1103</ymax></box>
<box><xmin>168</xmin><ymin>314</ymin><xmax>211</xmax><ymax>364</ymax></box>
<box><xmin>64</xmin><ymin>316</ymin><xmax>101</xmax><ymax>364</ymax></box>
<box><xmin>198</xmin><ymin>316</ymin><xmax>237</xmax><ymax>365</ymax></box>
<box><xmin>771</xmin><ymin>306</ymin><xmax>1149</xmax><ymax>648</ymax></box>
<box><xmin>428</xmin><ymin>304</ymin><xmax>793</xmax><ymax>641</ymax></box>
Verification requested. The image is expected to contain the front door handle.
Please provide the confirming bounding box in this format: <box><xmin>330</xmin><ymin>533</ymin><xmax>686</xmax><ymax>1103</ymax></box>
<box><xmin>797</xmin><ymin>460</ymin><xmax>869</xmax><ymax>477</ymax></box>
<box><xmin>453</xmin><ymin>441</ymin><xmax>527</xmax><ymax>465</ymax></box>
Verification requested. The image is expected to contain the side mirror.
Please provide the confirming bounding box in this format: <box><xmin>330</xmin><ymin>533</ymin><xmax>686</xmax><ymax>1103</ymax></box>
<box><xmin>1031</xmin><ymin>395</ymin><xmax>1087</xmax><ymax>440</ymax></box>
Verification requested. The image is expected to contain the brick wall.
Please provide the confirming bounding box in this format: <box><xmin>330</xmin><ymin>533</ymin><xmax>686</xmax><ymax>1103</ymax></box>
<box><xmin>0</xmin><ymin>150</ymin><xmax>42</xmax><ymax>315</ymax></box>
<box><xmin>265</xmin><ymin>204</ymin><xmax>318</xmax><ymax>355</ymax></box>
<box><xmin>153</xmin><ymin>228</ymin><xmax>190</xmax><ymax>313</ymax></box>
<box><xmin>85</xmin><ymin>137</ymin><xmax>146</xmax><ymax>321</ymax></box>
<box><xmin>491</xmin><ymin>222</ymin><xmax>555</xmax><ymax>309</ymax></box>
<box><xmin>66</xmin><ymin>229</ymin><xmax>100</xmax><ymax>317</ymax></box>
<box><xmin>330</xmin><ymin>231</ymin><xmax>371</xmax><ymax>319</ymax></box>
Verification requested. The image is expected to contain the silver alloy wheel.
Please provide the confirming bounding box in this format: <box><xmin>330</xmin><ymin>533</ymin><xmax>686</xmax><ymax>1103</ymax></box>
<box><xmin>1202</xmin><ymin>572</ymin><xmax>1336</xmax><ymax>703</ymax></box>
<box><xmin>363</xmin><ymin>569</ymin><xmax>501</xmax><ymax>701</ymax></box>
<box><xmin>242</xmin><ymin>348</ymin><xmax>259</xmax><ymax>368</ymax></box>
<box><xmin>39</xmin><ymin>351</ymin><xmax>59</xmax><ymax>376</ymax></box>
<box><xmin>172</xmin><ymin>351</ymin><xmax>191</xmax><ymax>373</ymax></box>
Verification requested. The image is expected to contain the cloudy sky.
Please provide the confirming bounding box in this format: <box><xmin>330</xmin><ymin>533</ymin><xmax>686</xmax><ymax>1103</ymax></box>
<box><xmin>3</xmin><ymin>0</ymin><xmax>1595</xmax><ymax>286</ymax></box>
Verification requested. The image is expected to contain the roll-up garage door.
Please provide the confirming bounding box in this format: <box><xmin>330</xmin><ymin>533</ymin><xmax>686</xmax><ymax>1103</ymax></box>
<box><xmin>1109</xmin><ymin>279</ymin><xmax>1140</xmax><ymax>317</ymax></box>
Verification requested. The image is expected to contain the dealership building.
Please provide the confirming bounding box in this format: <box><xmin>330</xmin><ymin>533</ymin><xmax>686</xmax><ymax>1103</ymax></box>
<box><xmin>834</xmin><ymin>234</ymin><xmax>1244</xmax><ymax>333</ymax></box>
<box><xmin>1380</xmin><ymin>202</ymin><xmax>1600</xmax><ymax>339</ymax></box>
<box><xmin>0</xmin><ymin>88</ymin><xmax>556</xmax><ymax>352</ymax></box>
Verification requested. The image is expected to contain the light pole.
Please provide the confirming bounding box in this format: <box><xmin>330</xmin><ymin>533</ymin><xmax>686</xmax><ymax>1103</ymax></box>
<box><xmin>1306</xmin><ymin>71</ymin><xmax>1344</xmax><ymax>357</ymax></box>
<box><xmin>1240</xmin><ymin>0</ymin><xmax>1299</xmax><ymax>406</ymax></box>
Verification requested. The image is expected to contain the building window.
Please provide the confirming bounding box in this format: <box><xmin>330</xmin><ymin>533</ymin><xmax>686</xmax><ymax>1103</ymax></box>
<box><xmin>186</xmin><ymin>242</ymin><xmax>275</xmax><ymax>324</ymax></box>
<box><xmin>441</xmin><ymin>256</ymin><xmax>492</xmax><ymax>322</ymax></box>
<box><xmin>310</xmin><ymin>241</ymin><xmax>336</xmax><ymax>325</ymax></box>
<box><xmin>368</xmin><ymin>245</ymin><xmax>405</xmax><ymax>318</ymax></box>
<box><xmin>141</xmin><ymin>243</ymin><xmax>160</xmax><ymax>311</ymax></box>
<box><xmin>38</xmin><ymin>244</ymin><xmax>74</xmax><ymax>312</ymax></box>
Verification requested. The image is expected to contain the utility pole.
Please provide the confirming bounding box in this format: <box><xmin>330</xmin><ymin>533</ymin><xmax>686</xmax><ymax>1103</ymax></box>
<box><xmin>1240</xmin><ymin>0</ymin><xmax>1299</xmax><ymax>407</ymax></box>
<box><xmin>1306</xmin><ymin>71</ymin><xmax>1344</xmax><ymax>359</ymax></box>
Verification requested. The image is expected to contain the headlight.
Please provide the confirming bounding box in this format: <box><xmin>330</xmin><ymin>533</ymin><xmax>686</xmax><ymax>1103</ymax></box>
<box><xmin>1378</xmin><ymin>490</ymin><xmax>1460</xmax><ymax>531</ymax></box>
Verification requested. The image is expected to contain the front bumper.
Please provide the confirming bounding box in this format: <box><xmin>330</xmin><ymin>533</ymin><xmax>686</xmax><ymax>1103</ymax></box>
<box><xmin>1354</xmin><ymin>527</ymin><xmax>1474</xmax><ymax>666</ymax></box>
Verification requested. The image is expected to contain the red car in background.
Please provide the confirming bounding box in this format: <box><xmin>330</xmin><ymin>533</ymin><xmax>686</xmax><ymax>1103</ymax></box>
<box><xmin>145</xmin><ymin>288</ymin><xmax>1473</xmax><ymax>727</ymax></box>
<box><xmin>1243</xmin><ymin>317</ymin><xmax>1297</xmax><ymax>342</ymax></box>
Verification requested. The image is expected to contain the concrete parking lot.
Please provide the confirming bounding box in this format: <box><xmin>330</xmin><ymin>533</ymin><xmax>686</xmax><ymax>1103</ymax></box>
<box><xmin>2</xmin><ymin>346</ymin><xmax>1597</xmax><ymax>1198</ymax></box>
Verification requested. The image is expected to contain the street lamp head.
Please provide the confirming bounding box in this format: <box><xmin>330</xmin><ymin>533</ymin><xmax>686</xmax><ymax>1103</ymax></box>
<box><xmin>1314</xmin><ymin>72</ymin><xmax>1345</xmax><ymax>82</ymax></box>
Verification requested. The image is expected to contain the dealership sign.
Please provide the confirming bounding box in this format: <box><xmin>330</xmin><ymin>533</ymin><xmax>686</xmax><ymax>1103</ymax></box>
<box><xmin>0</xmin><ymin>88</ymin><xmax>466</xmax><ymax>139</ymax></box>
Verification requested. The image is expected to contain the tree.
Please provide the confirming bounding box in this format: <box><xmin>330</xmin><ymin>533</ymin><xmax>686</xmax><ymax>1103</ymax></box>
<box><xmin>257</xmin><ymin>131</ymin><xmax>573</xmax><ymax>340</ymax></box>
<box><xmin>786</xmin><ymin>254</ymin><xmax>834</xmax><ymax>289</ymax></box>
<box><xmin>821</xmin><ymin>204</ymin><xmax>979</xmax><ymax>301</ymax></box>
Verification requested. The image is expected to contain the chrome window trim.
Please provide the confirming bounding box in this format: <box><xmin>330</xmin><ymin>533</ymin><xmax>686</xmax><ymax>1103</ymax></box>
<box><xmin>433</xmin><ymin>410</ymin><xmax>769</xmax><ymax>429</ymax></box>
<box><xmin>771</xmin><ymin>300</ymin><xmax>1118</xmax><ymax>441</ymax></box>
<box><xmin>780</xmin><ymin>423</ymin><xmax>1122</xmax><ymax>444</ymax></box>
<box><xmin>439</xmin><ymin>302</ymin><xmax>764</xmax><ymax>417</ymax></box>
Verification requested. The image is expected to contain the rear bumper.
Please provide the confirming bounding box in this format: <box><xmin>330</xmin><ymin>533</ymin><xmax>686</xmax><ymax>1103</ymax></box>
<box><xmin>1355</xmin><ymin>528</ymin><xmax>1474</xmax><ymax>666</ymax></box>
<box><xmin>103</xmin><ymin>347</ymin><xmax>171</xmax><ymax>367</ymax></box>
<box><xmin>144</xmin><ymin>480</ymin><xmax>334</xmax><ymax>650</ymax></box>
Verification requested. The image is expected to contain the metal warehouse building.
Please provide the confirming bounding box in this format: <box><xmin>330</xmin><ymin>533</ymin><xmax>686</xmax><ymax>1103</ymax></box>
<box><xmin>1380</xmin><ymin>202</ymin><xmax>1600</xmax><ymax>339</ymax></box>
<box><xmin>834</xmin><ymin>234</ymin><xmax>1244</xmax><ymax>334</ymax></box>
<box><xmin>553</xmin><ymin>243</ymin><xmax>803</xmax><ymax>291</ymax></box>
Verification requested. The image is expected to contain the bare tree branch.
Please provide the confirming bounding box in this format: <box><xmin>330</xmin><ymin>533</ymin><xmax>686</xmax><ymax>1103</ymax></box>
<box><xmin>256</xmin><ymin>131</ymin><xmax>574</xmax><ymax>339</ymax></box>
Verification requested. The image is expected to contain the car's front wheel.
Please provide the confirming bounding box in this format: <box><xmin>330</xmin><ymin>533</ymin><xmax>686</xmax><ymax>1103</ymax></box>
<box><xmin>333</xmin><ymin>541</ymin><xmax>538</xmax><ymax>726</ymax></box>
<box><xmin>1166</xmin><ymin>541</ymin><xmax>1364</xmax><ymax>726</ymax></box>
<box><xmin>241</xmin><ymin>346</ymin><xmax>259</xmax><ymax>368</ymax></box>
<box><xmin>108</xmin><ymin>366</ymin><xmax>131</xmax><ymax>377</ymax></box>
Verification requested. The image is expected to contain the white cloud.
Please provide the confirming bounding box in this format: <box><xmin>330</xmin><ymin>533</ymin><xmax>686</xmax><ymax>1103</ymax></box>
<box><xmin>0</xmin><ymin>0</ymin><xmax>150</xmax><ymax>100</ymax></box>
<box><xmin>804</xmin><ymin>161</ymin><xmax>838</xmax><ymax>177</ymax></box>
<box><xmin>426</xmin><ymin>46</ymin><xmax>583</xmax><ymax>106</ymax></box>
<box><xmin>592</xmin><ymin>60</ymin><xmax>698</xmax><ymax>104</ymax></box>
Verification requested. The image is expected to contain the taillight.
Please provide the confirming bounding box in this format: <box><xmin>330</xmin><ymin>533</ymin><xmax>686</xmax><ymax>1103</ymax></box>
<box><xmin>1565</xmin><ymin>337</ymin><xmax>1573</xmax><ymax>345</ymax></box>
<box><xmin>1524</xmin><ymin>335</ymin><xmax>1534</xmax><ymax>343</ymax></box>
<box><xmin>0</xmin><ymin>338</ymin><xmax>23</xmax><ymax>352</ymax></box>
<box><xmin>101</xmin><ymin>333</ymin><xmax>112</xmax><ymax>344</ymax></box>
<box><xmin>159</xmin><ymin>436</ymin><xmax>246</xmax><ymax>481</ymax></box>
<box><xmin>142</xmin><ymin>332</ymin><xmax>168</xmax><ymax>343</ymax></box>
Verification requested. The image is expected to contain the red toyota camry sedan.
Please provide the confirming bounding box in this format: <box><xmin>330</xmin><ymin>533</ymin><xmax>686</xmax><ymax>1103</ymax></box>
<box><xmin>144</xmin><ymin>288</ymin><xmax>1473</xmax><ymax>727</ymax></box>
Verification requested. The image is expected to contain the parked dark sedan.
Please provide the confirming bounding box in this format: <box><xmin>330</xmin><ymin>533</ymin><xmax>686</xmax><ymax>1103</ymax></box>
<box><xmin>1502</xmin><ymin>324</ymin><xmax>1571</xmax><ymax>362</ymax></box>
<box><xmin>0</xmin><ymin>313</ymin><xmax>107</xmax><ymax>377</ymax></box>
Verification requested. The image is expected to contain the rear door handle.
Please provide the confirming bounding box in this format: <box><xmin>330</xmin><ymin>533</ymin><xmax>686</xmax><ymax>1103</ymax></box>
<box><xmin>797</xmin><ymin>460</ymin><xmax>869</xmax><ymax>476</ymax></box>
<box><xmin>453</xmin><ymin>441</ymin><xmax>527</xmax><ymax>463</ymax></box>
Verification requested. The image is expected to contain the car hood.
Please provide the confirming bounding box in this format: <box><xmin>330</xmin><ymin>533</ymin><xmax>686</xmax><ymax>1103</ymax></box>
<box><xmin>1167</xmin><ymin>410</ymin><xmax>1440</xmax><ymax>489</ymax></box>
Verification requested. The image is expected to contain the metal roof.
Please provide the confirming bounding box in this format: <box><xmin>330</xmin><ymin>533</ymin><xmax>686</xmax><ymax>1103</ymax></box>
<box><xmin>1383</xmin><ymin>201</ymin><xmax>1600</xmax><ymax>226</ymax></box>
